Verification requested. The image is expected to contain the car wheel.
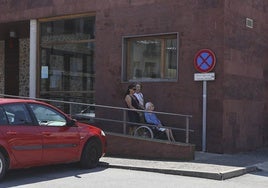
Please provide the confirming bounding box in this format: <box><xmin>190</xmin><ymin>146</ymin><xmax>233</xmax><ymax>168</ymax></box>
<box><xmin>80</xmin><ymin>140</ymin><xmax>100</xmax><ymax>169</ymax></box>
<box><xmin>0</xmin><ymin>152</ymin><xmax>6</xmax><ymax>180</ymax></box>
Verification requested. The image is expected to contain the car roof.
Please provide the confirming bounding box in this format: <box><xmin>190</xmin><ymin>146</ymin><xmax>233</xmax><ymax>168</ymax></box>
<box><xmin>0</xmin><ymin>98</ymin><xmax>43</xmax><ymax>105</ymax></box>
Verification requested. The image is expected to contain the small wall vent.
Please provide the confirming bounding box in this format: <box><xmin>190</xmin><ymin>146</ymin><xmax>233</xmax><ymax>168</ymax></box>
<box><xmin>246</xmin><ymin>18</ymin><xmax>253</xmax><ymax>28</ymax></box>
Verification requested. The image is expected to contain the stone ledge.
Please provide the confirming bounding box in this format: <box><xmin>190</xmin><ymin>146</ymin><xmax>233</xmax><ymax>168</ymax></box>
<box><xmin>106</xmin><ymin>132</ymin><xmax>195</xmax><ymax>160</ymax></box>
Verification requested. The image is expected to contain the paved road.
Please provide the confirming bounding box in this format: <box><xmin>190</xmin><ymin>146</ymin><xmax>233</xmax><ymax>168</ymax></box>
<box><xmin>1</xmin><ymin>147</ymin><xmax>268</xmax><ymax>187</ymax></box>
<box><xmin>1</xmin><ymin>165</ymin><xmax>268</xmax><ymax>188</ymax></box>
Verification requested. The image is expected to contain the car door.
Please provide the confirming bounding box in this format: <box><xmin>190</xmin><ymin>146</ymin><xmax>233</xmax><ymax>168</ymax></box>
<box><xmin>28</xmin><ymin>103</ymin><xmax>80</xmax><ymax>163</ymax></box>
<box><xmin>0</xmin><ymin>104</ymin><xmax>42</xmax><ymax>167</ymax></box>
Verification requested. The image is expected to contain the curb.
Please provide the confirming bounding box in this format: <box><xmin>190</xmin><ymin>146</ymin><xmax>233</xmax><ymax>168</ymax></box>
<box><xmin>99</xmin><ymin>162</ymin><xmax>259</xmax><ymax>180</ymax></box>
<box><xmin>220</xmin><ymin>166</ymin><xmax>259</xmax><ymax>180</ymax></box>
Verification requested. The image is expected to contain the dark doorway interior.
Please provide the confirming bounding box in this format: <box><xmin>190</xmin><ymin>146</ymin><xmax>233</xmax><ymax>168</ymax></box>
<box><xmin>0</xmin><ymin>21</ymin><xmax>29</xmax><ymax>96</ymax></box>
<box><xmin>5</xmin><ymin>37</ymin><xmax>19</xmax><ymax>95</ymax></box>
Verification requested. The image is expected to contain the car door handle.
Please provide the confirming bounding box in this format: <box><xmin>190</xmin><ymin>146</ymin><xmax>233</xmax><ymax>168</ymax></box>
<box><xmin>42</xmin><ymin>132</ymin><xmax>51</xmax><ymax>136</ymax></box>
<box><xmin>7</xmin><ymin>131</ymin><xmax>17</xmax><ymax>135</ymax></box>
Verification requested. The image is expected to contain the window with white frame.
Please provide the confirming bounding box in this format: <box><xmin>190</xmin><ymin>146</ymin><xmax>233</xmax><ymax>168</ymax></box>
<box><xmin>122</xmin><ymin>33</ymin><xmax>178</xmax><ymax>81</ymax></box>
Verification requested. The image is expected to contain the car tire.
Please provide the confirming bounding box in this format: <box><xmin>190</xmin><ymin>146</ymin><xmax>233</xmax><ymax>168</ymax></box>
<box><xmin>0</xmin><ymin>152</ymin><xmax>6</xmax><ymax>180</ymax></box>
<box><xmin>80</xmin><ymin>140</ymin><xmax>100</xmax><ymax>169</ymax></box>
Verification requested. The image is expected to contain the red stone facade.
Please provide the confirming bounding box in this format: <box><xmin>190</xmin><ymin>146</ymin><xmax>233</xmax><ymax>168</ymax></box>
<box><xmin>106</xmin><ymin>133</ymin><xmax>195</xmax><ymax>160</ymax></box>
<box><xmin>0</xmin><ymin>0</ymin><xmax>267</xmax><ymax>153</ymax></box>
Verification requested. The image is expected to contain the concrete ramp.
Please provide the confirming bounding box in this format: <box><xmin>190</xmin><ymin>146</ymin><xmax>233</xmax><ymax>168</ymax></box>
<box><xmin>106</xmin><ymin>132</ymin><xmax>195</xmax><ymax>160</ymax></box>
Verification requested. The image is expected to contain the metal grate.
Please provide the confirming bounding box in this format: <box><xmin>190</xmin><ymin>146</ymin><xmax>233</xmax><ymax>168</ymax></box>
<box><xmin>246</xmin><ymin>18</ymin><xmax>253</xmax><ymax>28</ymax></box>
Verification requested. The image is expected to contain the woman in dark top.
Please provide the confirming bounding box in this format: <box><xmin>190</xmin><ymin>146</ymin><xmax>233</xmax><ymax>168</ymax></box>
<box><xmin>125</xmin><ymin>83</ymin><xmax>140</xmax><ymax>135</ymax></box>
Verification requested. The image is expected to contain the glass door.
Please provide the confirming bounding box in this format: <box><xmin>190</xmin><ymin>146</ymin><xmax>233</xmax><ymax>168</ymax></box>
<box><xmin>39</xmin><ymin>16</ymin><xmax>95</xmax><ymax>114</ymax></box>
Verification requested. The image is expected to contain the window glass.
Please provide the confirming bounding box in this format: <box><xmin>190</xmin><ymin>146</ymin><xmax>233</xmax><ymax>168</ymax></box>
<box><xmin>40</xmin><ymin>17</ymin><xmax>95</xmax><ymax>43</ymax></box>
<box><xmin>123</xmin><ymin>34</ymin><xmax>178</xmax><ymax>81</ymax></box>
<box><xmin>2</xmin><ymin>104</ymin><xmax>33</xmax><ymax>125</ymax></box>
<box><xmin>39</xmin><ymin>16</ymin><xmax>95</xmax><ymax>114</ymax></box>
<box><xmin>29</xmin><ymin>104</ymin><xmax>67</xmax><ymax>126</ymax></box>
<box><xmin>0</xmin><ymin>107</ymin><xmax>8</xmax><ymax>125</ymax></box>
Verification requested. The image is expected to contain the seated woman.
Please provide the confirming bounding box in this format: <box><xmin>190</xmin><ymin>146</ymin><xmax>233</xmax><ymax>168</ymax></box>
<box><xmin>144</xmin><ymin>102</ymin><xmax>175</xmax><ymax>142</ymax></box>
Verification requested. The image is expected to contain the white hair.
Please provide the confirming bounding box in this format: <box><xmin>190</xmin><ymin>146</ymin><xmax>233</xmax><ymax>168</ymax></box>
<box><xmin>145</xmin><ymin>102</ymin><xmax>153</xmax><ymax>110</ymax></box>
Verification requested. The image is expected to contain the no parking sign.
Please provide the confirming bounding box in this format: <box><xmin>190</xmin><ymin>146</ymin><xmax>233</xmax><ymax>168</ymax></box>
<box><xmin>194</xmin><ymin>49</ymin><xmax>216</xmax><ymax>73</ymax></box>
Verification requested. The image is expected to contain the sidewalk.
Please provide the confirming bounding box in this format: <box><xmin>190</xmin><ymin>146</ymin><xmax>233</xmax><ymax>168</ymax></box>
<box><xmin>99</xmin><ymin>147</ymin><xmax>268</xmax><ymax>180</ymax></box>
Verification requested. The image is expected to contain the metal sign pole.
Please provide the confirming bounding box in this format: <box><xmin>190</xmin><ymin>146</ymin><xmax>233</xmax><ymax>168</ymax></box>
<box><xmin>202</xmin><ymin>80</ymin><xmax>207</xmax><ymax>152</ymax></box>
<box><xmin>194</xmin><ymin>49</ymin><xmax>216</xmax><ymax>152</ymax></box>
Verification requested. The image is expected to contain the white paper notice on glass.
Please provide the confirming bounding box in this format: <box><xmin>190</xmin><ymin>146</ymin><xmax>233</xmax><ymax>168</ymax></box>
<box><xmin>41</xmin><ymin>66</ymin><xmax>48</xmax><ymax>79</ymax></box>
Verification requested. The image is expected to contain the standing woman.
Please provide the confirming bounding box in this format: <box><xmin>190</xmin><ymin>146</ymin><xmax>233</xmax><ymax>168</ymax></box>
<box><xmin>134</xmin><ymin>83</ymin><xmax>145</xmax><ymax>110</ymax></box>
<box><xmin>125</xmin><ymin>83</ymin><xmax>140</xmax><ymax>135</ymax></box>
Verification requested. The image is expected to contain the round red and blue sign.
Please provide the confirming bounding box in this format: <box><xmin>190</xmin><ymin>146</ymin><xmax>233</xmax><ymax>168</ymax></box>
<box><xmin>194</xmin><ymin>49</ymin><xmax>216</xmax><ymax>73</ymax></box>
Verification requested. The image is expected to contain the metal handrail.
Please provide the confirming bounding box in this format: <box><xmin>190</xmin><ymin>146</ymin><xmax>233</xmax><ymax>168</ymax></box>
<box><xmin>0</xmin><ymin>94</ymin><xmax>193</xmax><ymax>143</ymax></box>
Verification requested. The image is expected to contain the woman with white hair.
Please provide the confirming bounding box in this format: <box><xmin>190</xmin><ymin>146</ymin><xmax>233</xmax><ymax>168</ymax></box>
<box><xmin>144</xmin><ymin>102</ymin><xmax>175</xmax><ymax>142</ymax></box>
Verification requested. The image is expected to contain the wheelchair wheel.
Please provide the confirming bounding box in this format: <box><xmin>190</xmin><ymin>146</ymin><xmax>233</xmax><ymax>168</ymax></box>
<box><xmin>134</xmin><ymin>126</ymin><xmax>154</xmax><ymax>139</ymax></box>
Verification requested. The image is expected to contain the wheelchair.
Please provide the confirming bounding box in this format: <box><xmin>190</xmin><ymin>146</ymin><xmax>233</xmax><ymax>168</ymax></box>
<box><xmin>134</xmin><ymin>124</ymin><xmax>167</xmax><ymax>140</ymax></box>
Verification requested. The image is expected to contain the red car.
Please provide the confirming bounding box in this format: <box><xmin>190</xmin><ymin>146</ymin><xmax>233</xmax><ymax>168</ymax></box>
<box><xmin>0</xmin><ymin>98</ymin><xmax>107</xmax><ymax>180</ymax></box>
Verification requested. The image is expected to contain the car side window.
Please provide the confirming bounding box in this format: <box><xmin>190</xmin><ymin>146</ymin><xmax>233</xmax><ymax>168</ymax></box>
<box><xmin>0</xmin><ymin>107</ymin><xmax>8</xmax><ymax>125</ymax></box>
<box><xmin>2</xmin><ymin>104</ymin><xmax>33</xmax><ymax>125</ymax></box>
<box><xmin>29</xmin><ymin>103</ymin><xmax>67</xmax><ymax>126</ymax></box>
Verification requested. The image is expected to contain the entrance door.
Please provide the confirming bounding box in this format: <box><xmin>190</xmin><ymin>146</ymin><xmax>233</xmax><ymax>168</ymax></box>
<box><xmin>5</xmin><ymin>37</ymin><xmax>19</xmax><ymax>95</ymax></box>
